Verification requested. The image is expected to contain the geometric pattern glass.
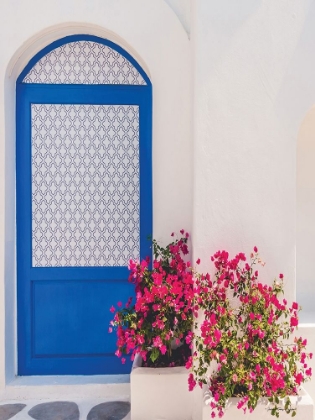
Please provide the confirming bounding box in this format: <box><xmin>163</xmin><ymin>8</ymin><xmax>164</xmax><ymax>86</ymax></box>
<box><xmin>31</xmin><ymin>104</ymin><xmax>140</xmax><ymax>267</ymax></box>
<box><xmin>23</xmin><ymin>41</ymin><xmax>146</xmax><ymax>85</ymax></box>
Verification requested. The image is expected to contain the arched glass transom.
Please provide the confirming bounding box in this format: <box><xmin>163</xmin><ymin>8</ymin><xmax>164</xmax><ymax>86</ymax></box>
<box><xmin>22</xmin><ymin>40</ymin><xmax>147</xmax><ymax>85</ymax></box>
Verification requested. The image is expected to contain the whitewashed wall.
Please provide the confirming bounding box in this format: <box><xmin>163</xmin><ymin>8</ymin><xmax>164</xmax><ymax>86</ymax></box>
<box><xmin>297</xmin><ymin>106</ymin><xmax>315</xmax><ymax>321</ymax></box>
<box><xmin>164</xmin><ymin>0</ymin><xmax>191</xmax><ymax>35</ymax></box>
<box><xmin>296</xmin><ymin>106</ymin><xmax>315</xmax><ymax>403</ymax></box>
<box><xmin>191</xmin><ymin>0</ymin><xmax>315</xmax><ymax>411</ymax></box>
<box><xmin>191</xmin><ymin>0</ymin><xmax>315</xmax><ymax>304</ymax></box>
<box><xmin>0</xmin><ymin>0</ymin><xmax>191</xmax><ymax>387</ymax></box>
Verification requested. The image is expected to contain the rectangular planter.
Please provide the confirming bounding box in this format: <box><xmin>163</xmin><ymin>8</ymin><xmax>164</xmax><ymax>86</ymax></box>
<box><xmin>202</xmin><ymin>387</ymin><xmax>314</xmax><ymax>420</ymax></box>
<box><xmin>130</xmin><ymin>354</ymin><xmax>193</xmax><ymax>420</ymax></box>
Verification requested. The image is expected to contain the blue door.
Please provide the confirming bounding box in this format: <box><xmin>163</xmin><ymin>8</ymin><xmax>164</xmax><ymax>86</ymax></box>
<box><xmin>16</xmin><ymin>35</ymin><xmax>152</xmax><ymax>375</ymax></box>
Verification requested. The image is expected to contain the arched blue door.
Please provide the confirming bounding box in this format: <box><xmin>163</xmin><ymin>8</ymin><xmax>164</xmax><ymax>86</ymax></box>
<box><xmin>16</xmin><ymin>35</ymin><xmax>152</xmax><ymax>375</ymax></box>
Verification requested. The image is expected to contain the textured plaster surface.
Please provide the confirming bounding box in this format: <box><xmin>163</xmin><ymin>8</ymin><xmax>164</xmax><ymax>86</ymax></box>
<box><xmin>297</xmin><ymin>105</ymin><xmax>315</xmax><ymax>321</ymax></box>
<box><xmin>190</xmin><ymin>1</ymin><xmax>315</xmax><ymax>410</ymax></box>
<box><xmin>191</xmin><ymin>0</ymin><xmax>315</xmax><ymax>305</ymax></box>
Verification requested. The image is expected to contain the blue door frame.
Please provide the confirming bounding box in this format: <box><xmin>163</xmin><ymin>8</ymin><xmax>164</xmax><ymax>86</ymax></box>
<box><xmin>16</xmin><ymin>36</ymin><xmax>152</xmax><ymax>375</ymax></box>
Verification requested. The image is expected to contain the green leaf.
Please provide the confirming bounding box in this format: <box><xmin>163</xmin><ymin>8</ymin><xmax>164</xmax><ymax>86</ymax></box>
<box><xmin>150</xmin><ymin>347</ymin><xmax>159</xmax><ymax>363</ymax></box>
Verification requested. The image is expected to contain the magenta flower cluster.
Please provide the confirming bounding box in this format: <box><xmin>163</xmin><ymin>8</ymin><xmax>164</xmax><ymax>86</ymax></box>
<box><xmin>189</xmin><ymin>248</ymin><xmax>312</xmax><ymax>418</ymax></box>
<box><xmin>109</xmin><ymin>231</ymin><xmax>194</xmax><ymax>366</ymax></box>
<box><xmin>110</xmin><ymin>233</ymin><xmax>312</xmax><ymax>417</ymax></box>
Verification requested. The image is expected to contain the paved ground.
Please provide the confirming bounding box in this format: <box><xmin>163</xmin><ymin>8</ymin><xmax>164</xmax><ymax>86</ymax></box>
<box><xmin>0</xmin><ymin>400</ymin><xmax>131</xmax><ymax>420</ymax></box>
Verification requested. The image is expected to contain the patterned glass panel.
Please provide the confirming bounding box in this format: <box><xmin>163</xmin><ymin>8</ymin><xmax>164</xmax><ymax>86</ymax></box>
<box><xmin>23</xmin><ymin>41</ymin><xmax>146</xmax><ymax>85</ymax></box>
<box><xmin>31</xmin><ymin>104</ymin><xmax>140</xmax><ymax>267</ymax></box>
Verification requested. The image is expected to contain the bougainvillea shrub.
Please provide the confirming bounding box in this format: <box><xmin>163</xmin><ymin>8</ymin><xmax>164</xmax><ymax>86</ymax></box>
<box><xmin>188</xmin><ymin>248</ymin><xmax>312</xmax><ymax>418</ymax></box>
<box><xmin>110</xmin><ymin>231</ymin><xmax>194</xmax><ymax>367</ymax></box>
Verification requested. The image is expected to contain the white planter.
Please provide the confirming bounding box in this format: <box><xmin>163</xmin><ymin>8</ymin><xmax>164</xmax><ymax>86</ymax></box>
<box><xmin>130</xmin><ymin>354</ymin><xmax>193</xmax><ymax>420</ymax></box>
<box><xmin>202</xmin><ymin>387</ymin><xmax>314</xmax><ymax>420</ymax></box>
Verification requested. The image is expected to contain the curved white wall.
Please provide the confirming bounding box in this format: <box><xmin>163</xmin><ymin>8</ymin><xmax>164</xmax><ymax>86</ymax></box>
<box><xmin>0</xmin><ymin>0</ymin><xmax>191</xmax><ymax>386</ymax></box>
<box><xmin>164</xmin><ymin>0</ymin><xmax>191</xmax><ymax>34</ymax></box>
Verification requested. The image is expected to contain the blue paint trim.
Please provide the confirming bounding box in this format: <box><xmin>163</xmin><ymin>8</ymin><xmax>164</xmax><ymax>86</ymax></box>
<box><xmin>139</xmin><ymin>86</ymin><xmax>153</xmax><ymax>261</ymax></box>
<box><xmin>21</xmin><ymin>355</ymin><xmax>133</xmax><ymax>375</ymax></box>
<box><xmin>16</xmin><ymin>36</ymin><xmax>152</xmax><ymax>375</ymax></box>
<box><xmin>30</xmin><ymin>267</ymin><xmax>131</xmax><ymax>281</ymax></box>
<box><xmin>17</xmin><ymin>34</ymin><xmax>151</xmax><ymax>86</ymax></box>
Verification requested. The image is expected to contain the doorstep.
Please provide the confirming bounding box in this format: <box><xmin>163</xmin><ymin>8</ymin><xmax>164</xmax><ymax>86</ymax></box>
<box><xmin>0</xmin><ymin>375</ymin><xmax>130</xmax><ymax>400</ymax></box>
<box><xmin>0</xmin><ymin>376</ymin><xmax>131</xmax><ymax>420</ymax></box>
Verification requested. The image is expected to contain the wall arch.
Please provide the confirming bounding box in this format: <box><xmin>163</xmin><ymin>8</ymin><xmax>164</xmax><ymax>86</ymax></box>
<box><xmin>7</xmin><ymin>23</ymin><xmax>151</xmax><ymax>83</ymax></box>
<box><xmin>1</xmin><ymin>0</ymin><xmax>191</xmax><ymax>385</ymax></box>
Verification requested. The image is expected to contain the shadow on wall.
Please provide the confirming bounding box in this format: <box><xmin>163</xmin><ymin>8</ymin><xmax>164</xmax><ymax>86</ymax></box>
<box><xmin>297</xmin><ymin>105</ymin><xmax>315</xmax><ymax>323</ymax></box>
<box><xmin>200</xmin><ymin>0</ymin><xmax>262</xmax><ymax>36</ymax></box>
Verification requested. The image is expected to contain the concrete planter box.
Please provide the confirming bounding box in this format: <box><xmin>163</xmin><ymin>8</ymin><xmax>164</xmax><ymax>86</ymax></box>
<box><xmin>130</xmin><ymin>354</ymin><xmax>193</xmax><ymax>420</ymax></box>
<box><xmin>202</xmin><ymin>387</ymin><xmax>314</xmax><ymax>420</ymax></box>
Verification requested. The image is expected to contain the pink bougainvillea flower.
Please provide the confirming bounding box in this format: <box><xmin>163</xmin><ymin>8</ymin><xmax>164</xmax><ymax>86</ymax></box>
<box><xmin>187</xmin><ymin>247</ymin><xmax>311</xmax><ymax>418</ymax></box>
<box><xmin>188</xmin><ymin>373</ymin><xmax>196</xmax><ymax>391</ymax></box>
<box><xmin>160</xmin><ymin>345</ymin><xmax>167</xmax><ymax>355</ymax></box>
<box><xmin>112</xmin><ymin>240</ymin><xmax>312</xmax><ymax>417</ymax></box>
<box><xmin>185</xmin><ymin>356</ymin><xmax>193</xmax><ymax>369</ymax></box>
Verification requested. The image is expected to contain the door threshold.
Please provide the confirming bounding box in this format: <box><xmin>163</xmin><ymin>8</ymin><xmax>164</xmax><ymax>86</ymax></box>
<box><xmin>1</xmin><ymin>375</ymin><xmax>130</xmax><ymax>400</ymax></box>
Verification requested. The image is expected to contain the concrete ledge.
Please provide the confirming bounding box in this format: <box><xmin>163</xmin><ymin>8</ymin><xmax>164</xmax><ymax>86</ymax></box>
<box><xmin>202</xmin><ymin>387</ymin><xmax>314</xmax><ymax>420</ymax></box>
<box><xmin>130</xmin><ymin>355</ymin><xmax>193</xmax><ymax>420</ymax></box>
<box><xmin>299</xmin><ymin>323</ymin><xmax>315</xmax><ymax>405</ymax></box>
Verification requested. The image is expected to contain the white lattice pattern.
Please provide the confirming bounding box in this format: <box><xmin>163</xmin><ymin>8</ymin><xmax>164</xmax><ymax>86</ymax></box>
<box><xmin>23</xmin><ymin>41</ymin><xmax>146</xmax><ymax>85</ymax></box>
<box><xmin>31</xmin><ymin>104</ymin><xmax>140</xmax><ymax>267</ymax></box>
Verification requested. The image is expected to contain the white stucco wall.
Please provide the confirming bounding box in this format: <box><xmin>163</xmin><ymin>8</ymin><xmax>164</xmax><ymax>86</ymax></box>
<box><xmin>191</xmin><ymin>1</ymin><xmax>315</xmax><ymax>409</ymax></box>
<box><xmin>164</xmin><ymin>0</ymin><xmax>191</xmax><ymax>35</ymax></box>
<box><xmin>0</xmin><ymin>0</ymin><xmax>191</xmax><ymax>386</ymax></box>
<box><xmin>297</xmin><ymin>106</ymin><xmax>315</xmax><ymax>322</ymax></box>
<box><xmin>296</xmin><ymin>106</ymin><xmax>315</xmax><ymax>402</ymax></box>
<box><xmin>191</xmin><ymin>0</ymin><xmax>315</xmax><ymax>301</ymax></box>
